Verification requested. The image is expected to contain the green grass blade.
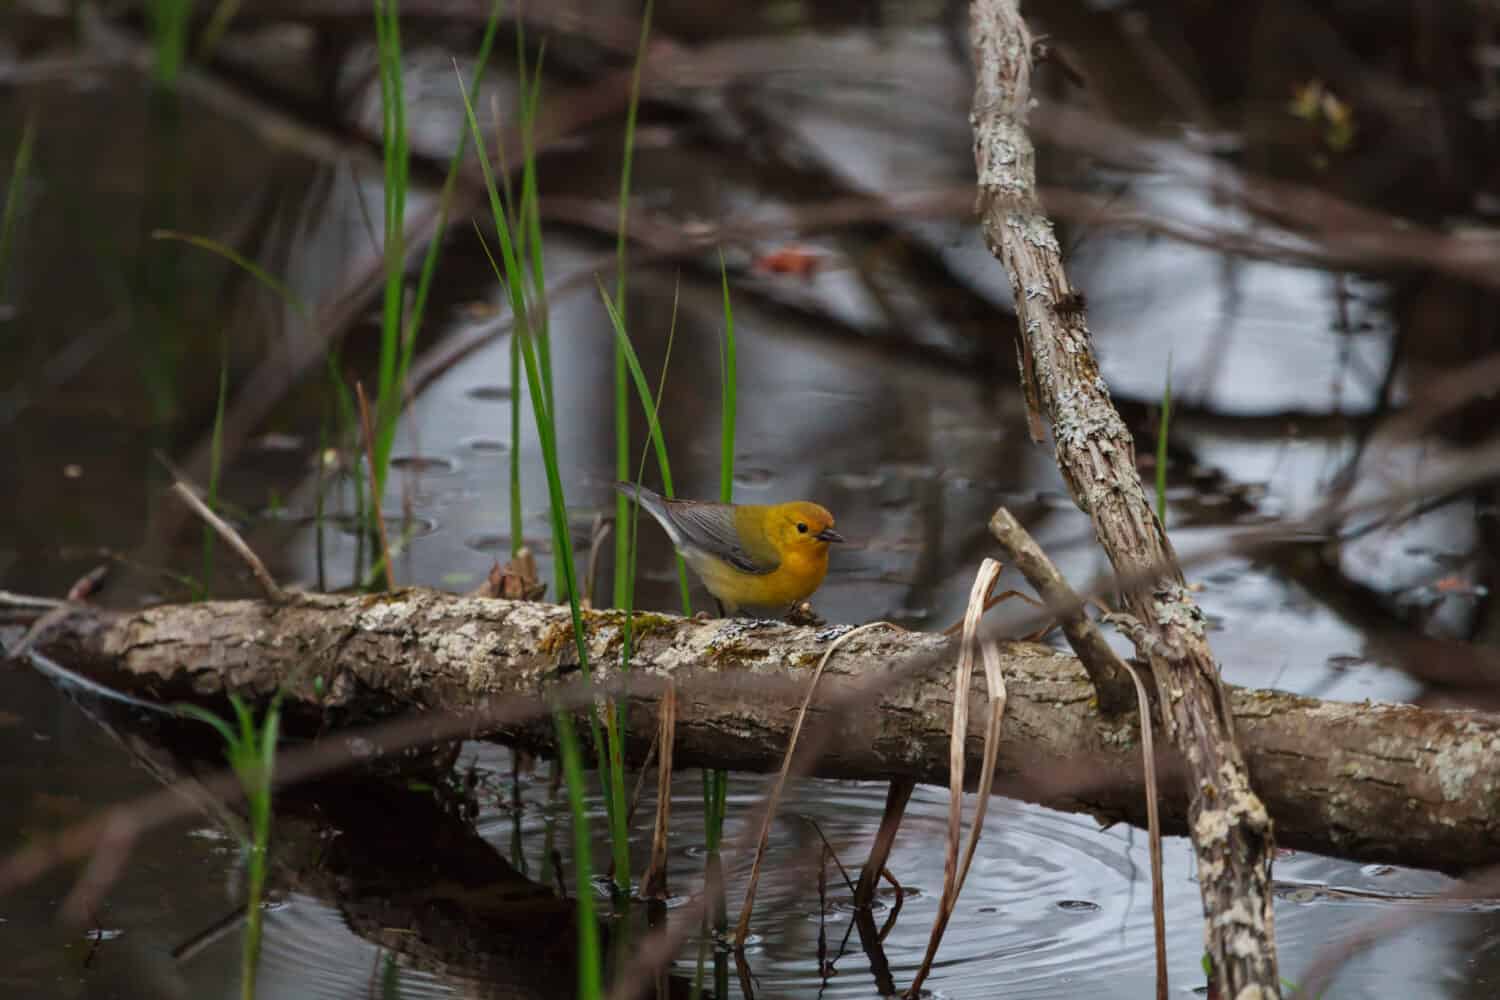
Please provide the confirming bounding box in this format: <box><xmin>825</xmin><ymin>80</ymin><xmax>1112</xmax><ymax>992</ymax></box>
<box><xmin>489</xmin><ymin>244</ymin><xmax>589</xmax><ymax>682</ymax></box>
<box><xmin>704</xmin><ymin>250</ymin><xmax>736</xmax><ymax>927</ymax></box>
<box><xmin>372</xmin><ymin>0</ymin><xmax>410</xmax><ymax>493</ymax></box>
<box><xmin>398</xmin><ymin>0</ymin><xmax>505</xmax><ymax>386</ymax></box>
<box><xmin>146</xmin><ymin>0</ymin><xmax>194</xmax><ymax>85</ymax></box>
<box><xmin>315</xmin><ymin>411</ymin><xmax>328</xmax><ymax>591</ymax></box>
<box><xmin>612</xmin><ymin>0</ymin><xmax>653</xmax><ymax>612</ymax></box>
<box><xmin>554</xmin><ymin>709</ymin><xmax>603</xmax><ymax>1000</ymax></box>
<box><xmin>231</xmin><ymin>693</ymin><xmax>255</xmax><ymax>748</ymax></box>
<box><xmin>197</xmin><ymin>0</ymin><xmax>243</xmax><ymax>62</ymax></box>
<box><xmin>718</xmin><ymin>249</ymin><xmax>736</xmax><ymax>504</ymax></box>
<box><xmin>612</xmin><ymin>371</ymin><xmax>631</xmax><ymax>606</ymax></box>
<box><xmin>615</xmin><ymin>0</ymin><xmax>652</xmax><ymax>309</ymax></box>
<box><xmin>0</xmin><ymin>111</ymin><xmax>37</xmax><ymax>307</ymax></box>
<box><xmin>199</xmin><ymin>339</ymin><xmax>229</xmax><ymax>600</ymax></box>
<box><xmin>518</xmin><ymin>37</ymin><xmax>553</xmax><ymax>418</ymax></box>
<box><xmin>493</xmin><ymin>27</ymin><xmax>524</xmax><ymax>564</ymax></box>
<box><xmin>245</xmin><ymin>696</ymin><xmax>278</xmax><ymax>1000</ymax></box>
<box><xmin>472</xmin><ymin>212</ymin><xmax>614</xmax><ymax>893</ymax></box>
<box><xmin>469</xmin><ymin>223</ymin><xmax>557</xmax><ymax>551</ymax></box>
<box><xmin>455</xmin><ymin>82</ymin><xmax>531</xmax><ymax>372</ymax></box>
<box><xmin>150</xmin><ymin>230</ymin><xmax>310</xmax><ymax>319</ymax></box>
<box><xmin>599</xmin><ymin>282</ymin><xmax>692</xmax><ymax>613</ymax></box>
<box><xmin>603</xmin><ymin>702</ymin><xmax>630</xmax><ymax>902</ymax></box>
<box><xmin>174</xmin><ymin>693</ymin><xmax>280</xmax><ymax>1000</ymax></box>
<box><xmin>654</xmin><ymin>283</ymin><xmax>691</xmax><ymax>613</ymax></box>
<box><xmin>611</xmin><ymin>375</ymin><xmax>631</xmax><ymax>604</ymax></box>
<box><xmin>509</xmin><ymin>332</ymin><xmax>522</xmax><ymax>558</ymax></box>
<box><xmin>600</xmin><ymin>288</ymin><xmax>677</xmax><ymax>501</ymax></box>
<box><xmin>1156</xmin><ymin>361</ymin><xmax>1172</xmax><ymax>525</ymax></box>
<box><xmin>599</xmin><ymin>277</ymin><xmax>691</xmax><ymax>889</ymax></box>
<box><xmin>259</xmin><ymin>694</ymin><xmax>282</xmax><ymax>782</ymax></box>
<box><xmin>175</xmin><ymin>703</ymin><xmax>240</xmax><ymax>747</ymax></box>
<box><xmin>459</xmin><ymin>53</ymin><xmax>632</xmax><ymax>919</ymax></box>
<box><xmin>324</xmin><ymin>352</ymin><xmax>366</xmax><ymax>584</ymax></box>
<box><xmin>514</xmin><ymin>34</ymin><xmax>559</xmax><ymax>599</ymax></box>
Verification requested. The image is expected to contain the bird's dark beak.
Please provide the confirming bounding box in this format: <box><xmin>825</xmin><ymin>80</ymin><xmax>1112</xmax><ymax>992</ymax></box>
<box><xmin>815</xmin><ymin>527</ymin><xmax>845</xmax><ymax>543</ymax></box>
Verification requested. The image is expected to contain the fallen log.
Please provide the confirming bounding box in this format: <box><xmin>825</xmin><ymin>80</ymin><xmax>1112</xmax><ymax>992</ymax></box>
<box><xmin>23</xmin><ymin>588</ymin><xmax>1500</xmax><ymax>875</ymax></box>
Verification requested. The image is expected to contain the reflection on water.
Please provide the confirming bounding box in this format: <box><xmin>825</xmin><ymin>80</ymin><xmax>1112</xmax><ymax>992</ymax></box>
<box><xmin>4</xmin><ymin>1</ymin><xmax>1500</xmax><ymax>998</ymax></box>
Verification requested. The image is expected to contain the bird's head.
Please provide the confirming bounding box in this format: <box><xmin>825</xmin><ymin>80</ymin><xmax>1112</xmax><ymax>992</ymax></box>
<box><xmin>770</xmin><ymin>501</ymin><xmax>845</xmax><ymax>553</ymax></box>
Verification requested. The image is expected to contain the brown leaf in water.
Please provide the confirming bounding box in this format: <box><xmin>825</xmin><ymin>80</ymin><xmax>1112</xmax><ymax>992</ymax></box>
<box><xmin>751</xmin><ymin>244</ymin><xmax>824</xmax><ymax>279</ymax></box>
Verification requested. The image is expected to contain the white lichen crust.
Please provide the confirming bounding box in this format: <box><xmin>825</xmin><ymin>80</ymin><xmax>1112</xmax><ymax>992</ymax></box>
<box><xmin>970</xmin><ymin>0</ymin><xmax>1285</xmax><ymax>994</ymax></box>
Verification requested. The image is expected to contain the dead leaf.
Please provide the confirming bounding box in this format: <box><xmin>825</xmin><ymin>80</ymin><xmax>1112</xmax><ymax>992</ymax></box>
<box><xmin>471</xmin><ymin>547</ymin><xmax>546</xmax><ymax>601</ymax></box>
<box><xmin>752</xmin><ymin>244</ymin><xmax>824</xmax><ymax>279</ymax></box>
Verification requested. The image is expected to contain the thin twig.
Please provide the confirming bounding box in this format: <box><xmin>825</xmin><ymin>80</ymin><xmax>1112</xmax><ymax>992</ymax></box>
<box><xmin>625</xmin><ymin>724</ymin><xmax>661</xmax><ymax>826</ymax></box>
<box><xmin>4</xmin><ymin>564</ymin><xmax>109</xmax><ymax>660</ymax></box>
<box><xmin>987</xmin><ymin>509</ymin><xmax>1133</xmax><ymax>712</ymax></box>
<box><xmin>65</xmin><ymin>565</ymin><xmax>111</xmax><ymax>603</ymax></box>
<box><xmin>936</xmin><ymin>581</ymin><xmax>1056</xmax><ymax>644</ymax></box>
<box><xmin>583</xmin><ymin>515</ymin><xmax>611</xmax><ymax>610</ymax></box>
<box><xmin>853</xmin><ymin>778</ymin><xmax>915</xmax><ymax>908</ymax></box>
<box><xmin>908</xmin><ymin>558</ymin><xmax>1008</xmax><ymax>997</ymax></box>
<box><xmin>642</xmin><ymin>682</ymin><xmax>675</xmax><ymax>899</ymax></box>
<box><xmin>803</xmin><ymin>817</ymin><xmax>858</xmax><ymax>894</ymax></box>
<box><xmin>0</xmin><ymin>591</ymin><xmax>64</xmax><ymax>609</ymax></box>
<box><xmin>1</xmin><ymin>600</ymin><xmax>72</xmax><ymax>661</ymax></box>
<box><xmin>1115</xmin><ymin>654</ymin><xmax>1167</xmax><ymax>1000</ymax></box>
<box><xmin>939</xmin><ymin>587</ymin><xmax>1044</xmax><ymax>636</ymax></box>
<box><xmin>878</xmin><ymin>867</ymin><xmax>904</xmax><ymax>941</ymax></box>
<box><xmin>170</xmin><ymin>482</ymin><xmax>286</xmax><ymax>603</ymax></box>
<box><xmin>170</xmin><ymin>907</ymin><xmax>248</xmax><ymax>964</ymax></box>
<box><xmin>732</xmin><ymin>620</ymin><xmax>897</xmax><ymax>948</ymax></box>
<box><xmin>354</xmin><ymin>383</ymin><xmax>395</xmax><ymax>590</ymax></box>
<box><xmin>988</xmin><ymin>507</ymin><xmax>1167</xmax><ymax>997</ymax></box>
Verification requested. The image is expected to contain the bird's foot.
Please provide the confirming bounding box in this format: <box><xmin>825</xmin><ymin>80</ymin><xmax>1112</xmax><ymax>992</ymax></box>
<box><xmin>783</xmin><ymin>602</ymin><xmax>825</xmax><ymax>628</ymax></box>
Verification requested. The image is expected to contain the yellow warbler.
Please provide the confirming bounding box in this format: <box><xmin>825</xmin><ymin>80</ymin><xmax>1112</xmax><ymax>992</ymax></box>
<box><xmin>615</xmin><ymin>482</ymin><xmax>844</xmax><ymax>616</ymax></box>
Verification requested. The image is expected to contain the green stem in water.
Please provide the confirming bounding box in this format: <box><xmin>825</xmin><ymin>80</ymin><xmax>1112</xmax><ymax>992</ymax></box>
<box><xmin>1156</xmin><ymin>359</ymin><xmax>1172</xmax><ymax>525</ymax></box>
<box><xmin>612</xmin><ymin>0</ymin><xmax>653</xmax><ymax>612</ymax></box>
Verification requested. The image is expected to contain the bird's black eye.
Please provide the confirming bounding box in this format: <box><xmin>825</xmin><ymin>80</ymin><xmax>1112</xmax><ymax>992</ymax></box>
<box><xmin>796</xmin><ymin>522</ymin><xmax>808</xmax><ymax>534</ymax></box>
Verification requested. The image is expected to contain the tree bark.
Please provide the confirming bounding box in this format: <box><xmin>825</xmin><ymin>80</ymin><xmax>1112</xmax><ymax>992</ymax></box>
<box><xmin>969</xmin><ymin>1</ymin><xmax>1281</xmax><ymax>993</ymax></box>
<box><xmin>24</xmin><ymin>589</ymin><xmax>1500</xmax><ymax>876</ymax></box>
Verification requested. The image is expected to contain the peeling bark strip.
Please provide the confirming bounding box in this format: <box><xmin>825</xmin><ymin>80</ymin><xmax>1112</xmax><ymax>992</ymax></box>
<box><xmin>27</xmin><ymin>590</ymin><xmax>1500</xmax><ymax>875</ymax></box>
<box><xmin>968</xmin><ymin>1</ymin><xmax>1280</xmax><ymax>993</ymax></box>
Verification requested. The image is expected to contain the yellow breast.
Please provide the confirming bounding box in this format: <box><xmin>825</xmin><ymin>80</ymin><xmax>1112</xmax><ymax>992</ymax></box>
<box><xmin>690</xmin><ymin>547</ymin><xmax>829</xmax><ymax>614</ymax></box>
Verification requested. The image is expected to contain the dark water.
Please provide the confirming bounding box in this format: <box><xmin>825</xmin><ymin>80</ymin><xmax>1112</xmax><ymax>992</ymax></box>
<box><xmin>4</xmin><ymin>2</ymin><xmax>1500</xmax><ymax>997</ymax></box>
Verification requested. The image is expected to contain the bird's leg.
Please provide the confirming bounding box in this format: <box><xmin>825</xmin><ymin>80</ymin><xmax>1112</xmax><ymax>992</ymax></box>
<box><xmin>714</xmin><ymin>598</ymin><xmax>729</xmax><ymax>619</ymax></box>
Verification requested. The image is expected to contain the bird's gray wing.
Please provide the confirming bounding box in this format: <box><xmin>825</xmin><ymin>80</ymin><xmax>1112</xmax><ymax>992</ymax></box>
<box><xmin>662</xmin><ymin>501</ymin><xmax>779</xmax><ymax>575</ymax></box>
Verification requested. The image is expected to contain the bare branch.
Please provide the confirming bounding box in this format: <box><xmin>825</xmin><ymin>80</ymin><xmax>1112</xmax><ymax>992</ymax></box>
<box><xmin>988</xmin><ymin>507</ymin><xmax>1133</xmax><ymax>713</ymax></box>
<box><xmin>989</xmin><ymin>507</ymin><xmax>1167</xmax><ymax>998</ymax></box>
<box><xmin>170</xmin><ymin>482</ymin><xmax>286</xmax><ymax>603</ymax></box>
<box><xmin>969</xmin><ymin>2</ymin><xmax>1278</xmax><ymax>991</ymax></box>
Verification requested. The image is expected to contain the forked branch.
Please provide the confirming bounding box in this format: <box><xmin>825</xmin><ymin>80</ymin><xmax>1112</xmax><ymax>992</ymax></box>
<box><xmin>969</xmin><ymin>1</ymin><xmax>1279</xmax><ymax>993</ymax></box>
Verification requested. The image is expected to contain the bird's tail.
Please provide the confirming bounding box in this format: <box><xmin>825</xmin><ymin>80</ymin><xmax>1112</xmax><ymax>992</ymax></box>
<box><xmin>615</xmin><ymin>482</ymin><xmax>690</xmax><ymax>548</ymax></box>
<box><xmin>614</xmin><ymin>482</ymin><xmax>675</xmax><ymax>538</ymax></box>
<box><xmin>615</xmin><ymin>479</ymin><xmax>681</xmax><ymax>542</ymax></box>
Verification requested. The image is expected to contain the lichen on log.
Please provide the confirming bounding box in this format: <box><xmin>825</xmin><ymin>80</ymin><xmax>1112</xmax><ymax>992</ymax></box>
<box><xmin>969</xmin><ymin>0</ymin><xmax>1284</xmax><ymax>992</ymax></box>
<box><xmin>25</xmin><ymin>588</ymin><xmax>1500</xmax><ymax>876</ymax></box>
